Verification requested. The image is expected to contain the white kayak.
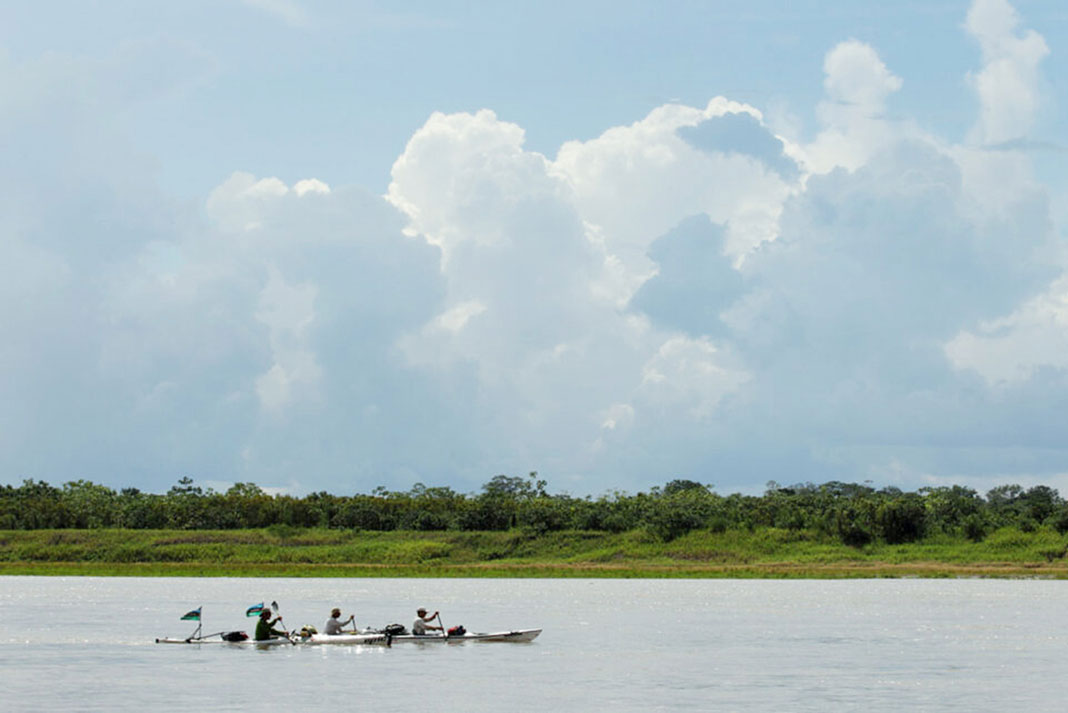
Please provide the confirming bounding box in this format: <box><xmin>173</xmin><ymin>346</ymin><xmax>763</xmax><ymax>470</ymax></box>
<box><xmin>388</xmin><ymin>628</ymin><xmax>541</xmax><ymax>643</ymax></box>
<box><xmin>157</xmin><ymin>628</ymin><xmax>541</xmax><ymax>645</ymax></box>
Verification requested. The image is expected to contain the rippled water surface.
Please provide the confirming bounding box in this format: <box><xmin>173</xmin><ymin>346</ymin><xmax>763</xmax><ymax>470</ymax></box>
<box><xmin>1</xmin><ymin>577</ymin><xmax>1063</xmax><ymax>712</ymax></box>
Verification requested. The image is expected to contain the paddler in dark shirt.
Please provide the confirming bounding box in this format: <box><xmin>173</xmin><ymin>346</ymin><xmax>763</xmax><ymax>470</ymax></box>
<box><xmin>255</xmin><ymin>608</ymin><xmax>286</xmax><ymax>641</ymax></box>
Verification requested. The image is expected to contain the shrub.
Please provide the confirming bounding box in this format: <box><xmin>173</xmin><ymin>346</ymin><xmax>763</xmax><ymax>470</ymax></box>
<box><xmin>826</xmin><ymin>503</ymin><xmax>875</xmax><ymax>548</ymax></box>
<box><xmin>646</xmin><ymin>499</ymin><xmax>705</xmax><ymax>542</ymax></box>
<box><xmin>517</xmin><ymin>498</ymin><xmax>573</xmax><ymax>534</ymax></box>
<box><xmin>401</xmin><ymin>510</ymin><xmax>450</xmax><ymax>531</ymax></box>
<box><xmin>962</xmin><ymin>513</ymin><xmax>989</xmax><ymax>542</ymax></box>
<box><xmin>875</xmin><ymin>497</ymin><xmax>927</xmax><ymax>544</ymax></box>
<box><xmin>1051</xmin><ymin>504</ymin><xmax>1068</xmax><ymax>535</ymax></box>
<box><xmin>707</xmin><ymin>517</ymin><xmax>729</xmax><ymax>534</ymax></box>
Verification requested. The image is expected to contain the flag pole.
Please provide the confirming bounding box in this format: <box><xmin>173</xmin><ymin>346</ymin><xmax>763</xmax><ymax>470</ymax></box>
<box><xmin>181</xmin><ymin>606</ymin><xmax>203</xmax><ymax>641</ymax></box>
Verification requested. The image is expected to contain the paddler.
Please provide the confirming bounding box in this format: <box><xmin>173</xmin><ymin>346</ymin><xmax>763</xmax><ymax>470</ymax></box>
<box><xmin>324</xmin><ymin>608</ymin><xmax>355</xmax><ymax>635</ymax></box>
<box><xmin>255</xmin><ymin>607</ymin><xmax>286</xmax><ymax>641</ymax></box>
<box><xmin>412</xmin><ymin>607</ymin><xmax>442</xmax><ymax>636</ymax></box>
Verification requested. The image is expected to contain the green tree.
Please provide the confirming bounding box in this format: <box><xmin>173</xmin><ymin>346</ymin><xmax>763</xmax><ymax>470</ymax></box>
<box><xmin>61</xmin><ymin>480</ymin><xmax>118</xmax><ymax>528</ymax></box>
<box><xmin>919</xmin><ymin>485</ymin><xmax>982</xmax><ymax>534</ymax></box>
<box><xmin>1020</xmin><ymin>485</ymin><xmax>1061</xmax><ymax>524</ymax></box>
<box><xmin>482</xmin><ymin>472</ymin><xmax>547</xmax><ymax>500</ymax></box>
<box><xmin>663</xmin><ymin>479</ymin><xmax>709</xmax><ymax>496</ymax></box>
<box><xmin>825</xmin><ymin>501</ymin><xmax>876</xmax><ymax>547</ymax></box>
<box><xmin>875</xmin><ymin>495</ymin><xmax>926</xmax><ymax>544</ymax></box>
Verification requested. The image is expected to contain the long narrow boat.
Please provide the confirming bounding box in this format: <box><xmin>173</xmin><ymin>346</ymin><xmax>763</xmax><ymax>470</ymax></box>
<box><xmin>388</xmin><ymin>628</ymin><xmax>541</xmax><ymax>643</ymax></box>
<box><xmin>156</xmin><ymin>628</ymin><xmax>541</xmax><ymax>645</ymax></box>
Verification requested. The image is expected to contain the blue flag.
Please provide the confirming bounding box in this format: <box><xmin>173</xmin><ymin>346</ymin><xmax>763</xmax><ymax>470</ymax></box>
<box><xmin>180</xmin><ymin>607</ymin><xmax>201</xmax><ymax>621</ymax></box>
<box><xmin>246</xmin><ymin>602</ymin><xmax>264</xmax><ymax>617</ymax></box>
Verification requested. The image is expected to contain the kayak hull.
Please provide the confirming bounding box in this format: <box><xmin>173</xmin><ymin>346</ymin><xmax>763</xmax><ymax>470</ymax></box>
<box><xmin>389</xmin><ymin>628</ymin><xmax>541</xmax><ymax>643</ymax></box>
<box><xmin>155</xmin><ymin>636</ymin><xmax>290</xmax><ymax>646</ymax></box>
<box><xmin>298</xmin><ymin>633</ymin><xmax>389</xmax><ymax>646</ymax></box>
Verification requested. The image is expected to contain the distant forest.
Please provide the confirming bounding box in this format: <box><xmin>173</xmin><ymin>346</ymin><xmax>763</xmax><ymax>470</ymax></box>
<box><xmin>3</xmin><ymin>474</ymin><xmax>1066</xmax><ymax>546</ymax></box>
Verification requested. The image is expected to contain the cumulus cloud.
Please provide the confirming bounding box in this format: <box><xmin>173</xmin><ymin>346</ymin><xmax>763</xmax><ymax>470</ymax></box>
<box><xmin>804</xmin><ymin>40</ymin><xmax>905</xmax><ymax>174</ymax></box>
<box><xmin>822</xmin><ymin>40</ymin><xmax>903</xmax><ymax>111</ymax></box>
<box><xmin>552</xmin><ymin>99</ymin><xmax>798</xmax><ymax>297</ymax></box>
<box><xmin>965</xmin><ymin>0</ymin><xmax>1050</xmax><ymax>145</ymax></box>
<box><xmin>388</xmin><ymin>109</ymin><xmax>653</xmax><ymax>482</ymax></box>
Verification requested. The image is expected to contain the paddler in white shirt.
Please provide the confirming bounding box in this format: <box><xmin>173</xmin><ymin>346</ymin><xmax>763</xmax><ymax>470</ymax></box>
<box><xmin>324</xmin><ymin>608</ymin><xmax>355</xmax><ymax>635</ymax></box>
<box><xmin>412</xmin><ymin>607</ymin><xmax>442</xmax><ymax>635</ymax></box>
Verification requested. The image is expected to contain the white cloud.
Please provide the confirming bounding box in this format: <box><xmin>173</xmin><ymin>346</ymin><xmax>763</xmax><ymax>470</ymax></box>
<box><xmin>804</xmin><ymin>40</ymin><xmax>905</xmax><ymax>174</ymax></box>
<box><xmin>936</xmin><ymin>3</ymin><xmax>1062</xmax><ymax>395</ymax></box>
<box><xmin>389</xmin><ymin>109</ymin><xmax>653</xmax><ymax>477</ymax></box>
<box><xmin>946</xmin><ymin>275</ymin><xmax>1068</xmax><ymax>385</ymax></box>
<box><xmin>637</xmin><ymin>337</ymin><xmax>749</xmax><ymax>420</ymax></box>
<box><xmin>206</xmin><ymin>172</ymin><xmax>289</xmax><ymax>232</ymax></box>
<box><xmin>552</xmin><ymin>99</ymin><xmax>798</xmax><ymax>294</ymax></box>
<box><xmin>254</xmin><ymin>267</ymin><xmax>321</xmax><ymax>413</ymax></box>
<box><xmin>294</xmin><ymin>178</ymin><xmax>330</xmax><ymax>196</ymax></box>
<box><xmin>822</xmin><ymin>40</ymin><xmax>903</xmax><ymax>110</ymax></box>
<box><xmin>965</xmin><ymin>0</ymin><xmax>1050</xmax><ymax>145</ymax></box>
<box><xmin>432</xmin><ymin>300</ymin><xmax>486</xmax><ymax>334</ymax></box>
<box><xmin>388</xmin><ymin>109</ymin><xmax>560</xmax><ymax>256</ymax></box>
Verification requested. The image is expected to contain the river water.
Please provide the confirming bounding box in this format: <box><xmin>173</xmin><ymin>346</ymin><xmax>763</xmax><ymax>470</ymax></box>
<box><xmin>0</xmin><ymin>577</ymin><xmax>1062</xmax><ymax>712</ymax></box>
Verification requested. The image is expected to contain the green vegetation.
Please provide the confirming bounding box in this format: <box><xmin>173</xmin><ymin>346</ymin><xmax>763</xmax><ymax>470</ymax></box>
<box><xmin>3</xmin><ymin>526</ymin><xmax>1068</xmax><ymax>578</ymax></box>
<box><xmin>4</xmin><ymin>475</ymin><xmax>1067</xmax><ymax>542</ymax></box>
<box><xmin>4</xmin><ymin>475</ymin><xmax>1068</xmax><ymax>577</ymax></box>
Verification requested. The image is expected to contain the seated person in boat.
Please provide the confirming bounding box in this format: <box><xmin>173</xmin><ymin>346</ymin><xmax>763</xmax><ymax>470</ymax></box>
<box><xmin>255</xmin><ymin>608</ymin><xmax>286</xmax><ymax>641</ymax></box>
<box><xmin>412</xmin><ymin>607</ymin><xmax>442</xmax><ymax>635</ymax></box>
<box><xmin>324</xmin><ymin>608</ymin><xmax>355</xmax><ymax>635</ymax></box>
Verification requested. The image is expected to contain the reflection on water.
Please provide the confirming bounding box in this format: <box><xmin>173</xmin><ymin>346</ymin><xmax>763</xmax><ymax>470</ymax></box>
<box><xmin>1</xmin><ymin>577</ymin><xmax>1064</xmax><ymax>712</ymax></box>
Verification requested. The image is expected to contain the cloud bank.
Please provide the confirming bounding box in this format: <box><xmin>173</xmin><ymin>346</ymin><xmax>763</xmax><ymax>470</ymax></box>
<box><xmin>2</xmin><ymin>1</ymin><xmax>1066</xmax><ymax>495</ymax></box>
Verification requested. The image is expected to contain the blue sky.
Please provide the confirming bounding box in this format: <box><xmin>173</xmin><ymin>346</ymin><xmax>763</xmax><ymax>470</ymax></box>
<box><xmin>8</xmin><ymin>1</ymin><xmax>1059</xmax><ymax>195</ymax></box>
<box><xmin>2</xmin><ymin>0</ymin><xmax>1067</xmax><ymax>496</ymax></box>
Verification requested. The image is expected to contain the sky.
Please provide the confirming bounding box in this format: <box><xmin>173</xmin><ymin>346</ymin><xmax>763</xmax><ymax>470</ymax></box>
<box><xmin>2</xmin><ymin>0</ymin><xmax>1068</xmax><ymax>497</ymax></box>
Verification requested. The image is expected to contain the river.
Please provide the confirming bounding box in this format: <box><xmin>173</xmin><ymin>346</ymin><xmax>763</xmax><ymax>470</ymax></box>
<box><xmin>0</xmin><ymin>577</ymin><xmax>1062</xmax><ymax>711</ymax></box>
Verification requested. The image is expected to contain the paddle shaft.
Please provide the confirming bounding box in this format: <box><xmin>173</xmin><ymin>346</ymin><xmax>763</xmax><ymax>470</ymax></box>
<box><xmin>271</xmin><ymin>600</ymin><xmax>293</xmax><ymax>643</ymax></box>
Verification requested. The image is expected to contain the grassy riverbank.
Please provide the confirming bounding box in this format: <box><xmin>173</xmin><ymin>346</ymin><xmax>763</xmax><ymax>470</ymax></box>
<box><xmin>3</xmin><ymin>526</ymin><xmax>1068</xmax><ymax>578</ymax></box>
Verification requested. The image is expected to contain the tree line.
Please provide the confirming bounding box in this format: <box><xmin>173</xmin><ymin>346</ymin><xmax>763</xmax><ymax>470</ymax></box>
<box><xmin>2</xmin><ymin>473</ymin><xmax>1066</xmax><ymax>545</ymax></box>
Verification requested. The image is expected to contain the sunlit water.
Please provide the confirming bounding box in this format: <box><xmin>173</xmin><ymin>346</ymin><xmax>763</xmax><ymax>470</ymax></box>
<box><xmin>0</xmin><ymin>577</ymin><xmax>1063</xmax><ymax>712</ymax></box>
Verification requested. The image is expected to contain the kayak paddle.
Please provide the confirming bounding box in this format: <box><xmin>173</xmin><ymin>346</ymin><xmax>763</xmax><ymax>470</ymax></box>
<box><xmin>271</xmin><ymin>600</ymin><xmax>294</xmax><ymax>644</ymax></box>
